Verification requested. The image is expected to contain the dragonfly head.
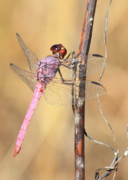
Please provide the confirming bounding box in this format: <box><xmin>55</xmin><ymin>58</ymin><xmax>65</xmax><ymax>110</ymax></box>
<box><xmin>50</xmin><ymin>44</ymin><xmax>67</xmax><ymax>59</ymax></box>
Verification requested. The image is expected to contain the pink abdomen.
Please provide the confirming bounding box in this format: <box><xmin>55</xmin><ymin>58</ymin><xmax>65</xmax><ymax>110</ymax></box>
<box><xmin>13</xmin><ymin>82</ymin><xmax>44</xmax><ymax>157</ymax></box>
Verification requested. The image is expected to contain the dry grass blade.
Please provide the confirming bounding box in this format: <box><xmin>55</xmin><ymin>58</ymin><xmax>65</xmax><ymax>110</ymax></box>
<box><xmin>99</xmin><ymin>0</ymin><xmax>113</xmax><ymax>81</ymax></box>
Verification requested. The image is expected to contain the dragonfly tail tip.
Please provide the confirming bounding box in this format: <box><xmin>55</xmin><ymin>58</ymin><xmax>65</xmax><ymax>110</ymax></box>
<box><xmin>13</xmin><ymin>146</ymin><xmax>21</xmax><ymax>157</ymax></box>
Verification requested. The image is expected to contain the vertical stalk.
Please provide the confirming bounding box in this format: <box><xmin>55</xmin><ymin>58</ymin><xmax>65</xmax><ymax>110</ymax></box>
<box><xmin>74</xmin><ymin>1</ymin><xmax>97</xmax><ymax>180</ymax></box>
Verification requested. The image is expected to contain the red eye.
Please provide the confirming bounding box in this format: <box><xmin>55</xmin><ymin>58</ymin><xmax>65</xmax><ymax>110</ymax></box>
<box><xmin>50</xmin><ymin>44</ymin><xmax>67</xmax><ymax>59</ymax></box>
<box><xmin>50</xmin><ymin>44</ymin><xmax>61</xmax><ymax>52</ymax></box>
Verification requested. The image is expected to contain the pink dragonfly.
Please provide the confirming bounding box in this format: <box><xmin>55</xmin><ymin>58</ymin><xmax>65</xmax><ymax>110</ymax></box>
<box><xmin>10</xmin><ymin>33</ymin><xmax>106</xmax><ymax>157</ymax></box>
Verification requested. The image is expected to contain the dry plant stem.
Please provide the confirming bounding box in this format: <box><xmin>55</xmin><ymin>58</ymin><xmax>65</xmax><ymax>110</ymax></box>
<box><xmin>74</xmin><ymin>0</ymin><xmax>97</xmax><ymax>180</ymax></box>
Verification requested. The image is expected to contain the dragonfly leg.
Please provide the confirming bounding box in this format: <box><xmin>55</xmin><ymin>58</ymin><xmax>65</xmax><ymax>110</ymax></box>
<box><xmin>65</xmin><ymin>51</ymin><xmax>75</xmax><ymax>60</ymax></box>
<box><xmin>60</xmin><ymin>57</ymin><xmax>81</xmax><ymax>69</ymax></box>
<box><xmin>58</xmin><ymin>68</ymin><xmax>65</xmax><ymax>83</ymax></box>
<box><xmin>60</xmin><ymin>64</ymin><xmax>72</xmax><ymax>69</ymax></box>
<box><xmin>58</xmin><ymin>68</ymin><xmax>77</xmax><ymax>86</ymax></box>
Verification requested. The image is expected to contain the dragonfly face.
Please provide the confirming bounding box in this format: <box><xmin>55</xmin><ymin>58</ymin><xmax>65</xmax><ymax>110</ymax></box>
<box><xmin>50</xmin><ymin>44</ymin><xmax>67</xmax><ymax>59</ymax></box>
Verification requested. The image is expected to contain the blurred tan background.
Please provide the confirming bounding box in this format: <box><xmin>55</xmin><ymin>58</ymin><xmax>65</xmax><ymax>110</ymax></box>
<box><xmin>0</xmin><ymin>0</ymin><xmax>128</xmax><ymax>179</ymax></box>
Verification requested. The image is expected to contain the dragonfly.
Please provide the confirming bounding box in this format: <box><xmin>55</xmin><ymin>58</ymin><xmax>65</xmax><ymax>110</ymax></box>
<box><xmin>10</xmin><ymin>33</ymin><xmax>106</xmax><ymax>157</ymax></box>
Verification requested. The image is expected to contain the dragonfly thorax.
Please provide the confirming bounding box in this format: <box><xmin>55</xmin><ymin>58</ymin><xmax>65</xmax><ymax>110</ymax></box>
<box><xmin>37</xmin><ymin>56</ymin><xmax>60</xmax><ymax>84</ymax></box>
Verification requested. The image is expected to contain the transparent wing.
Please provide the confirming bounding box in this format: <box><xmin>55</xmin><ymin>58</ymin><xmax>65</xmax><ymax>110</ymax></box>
<box><xmin>43</xmin><ymin>79</ymin><xmax>73</xmax><ymax>105</ymax></box>
<box><xmin>10</xmin><ymin>63</ymin><xmax>36</xmax><ymax>91</ymax></box>
<box><xmin>10</xmin><ymin>63</ymin><xmax>106</xmax><ymax>106</ymax></box>
<box><xmin>85</xmin><ymin>81</ymin><xmax>106</xmax><ymax>99</ymax></box>
<box><xmin>16</xmin><ymin>33</ymin><xmax>38</xmax><ymax>73</ymax></box>
<box><xmin>60</xmin><ymin>54</ymin><xmax>106</xmax><ymax>77</ymax></box>
<box><xmin>43</xmin><ymin>79</ymin><xmax>106</xmax><ymax>106</ymax></box>
<box><xmin>87</xmin><ymin>54</ymin><xmax>106</xmax><ymax>75</ymax></box>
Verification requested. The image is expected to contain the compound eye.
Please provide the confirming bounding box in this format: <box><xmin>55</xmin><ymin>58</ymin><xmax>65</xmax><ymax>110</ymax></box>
<box><xmin>50</xmin><ymin>44</ymin><xmax>61</xmax><ymax>52</ymax></box>
<box><xmin>50</xmin><ymin>44</ymin><xmax>67</xmax><ymax>59</ymax></box>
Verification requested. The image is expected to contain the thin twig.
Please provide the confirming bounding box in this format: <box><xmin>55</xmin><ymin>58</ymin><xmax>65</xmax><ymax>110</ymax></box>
<box><xmin>96</xmin><ymin>95</ymin><xmax>115</xmax><ymax>142</ymax></box>
<box><xmin>95</xmin><ymin>149</ymin><xmax>128</xmax><ymax>180</ymax></box>
<box><xmin>84</xmin><ymin>129</ymin><xmax>116</xmax><ymax>153</ymax></box>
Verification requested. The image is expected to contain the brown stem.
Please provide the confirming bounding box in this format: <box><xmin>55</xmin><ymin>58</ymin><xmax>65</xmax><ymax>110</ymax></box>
<box><xmin>78</xmin><ymin>0</ymin><xmax>97</xmax><ymax>59</ymax></box>
<box><xmin>74</xmin><ymin>0</ymin><xmax>98</xmax><ymax>180</ymax></box>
